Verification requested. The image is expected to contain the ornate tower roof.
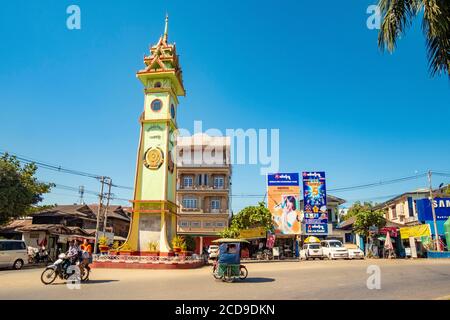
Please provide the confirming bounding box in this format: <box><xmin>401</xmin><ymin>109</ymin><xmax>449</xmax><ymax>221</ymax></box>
<box><xmin>136</xmin><ymin>14</ymin><xmax>185</xmax><ymax>97</ymax></box>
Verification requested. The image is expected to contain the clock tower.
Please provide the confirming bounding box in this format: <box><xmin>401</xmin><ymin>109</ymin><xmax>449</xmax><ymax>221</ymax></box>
<box><xmin>125</xmin><ymin>15</ymin><xmax>185</xmax><ymax>254</ymax></box>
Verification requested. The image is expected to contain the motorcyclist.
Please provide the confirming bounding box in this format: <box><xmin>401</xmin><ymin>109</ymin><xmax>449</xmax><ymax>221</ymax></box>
<box><xmin>80</xmin><ymin>239</ymin><xmax>92</xmax><ymax>272</ymax></box>
<box><xmin>62</xmin><ymin>240</ymin><xmax>80</xmax><ymax>273</ymax></box>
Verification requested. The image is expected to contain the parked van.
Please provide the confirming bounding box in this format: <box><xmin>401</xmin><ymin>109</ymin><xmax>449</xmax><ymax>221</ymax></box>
<box><xmin>300</xmin><ymin>243</ymin><xmax>324</xmax><ymax>260</ymax></box>
<box><xmin>0</xmin><ymin>240</ymin><xmax>28</xmax><ymax>270</ymax></box>
<box><xmin>321</xmin><ymin>240</ymin><xmax>349</xmax><ymax>260</ymax></box>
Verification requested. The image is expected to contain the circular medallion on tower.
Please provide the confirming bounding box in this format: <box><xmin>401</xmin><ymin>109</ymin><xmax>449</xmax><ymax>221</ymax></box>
<box><xmin>151</xmin><ymin>99</ymin><xmax>163</xmax><ymax>112</ymax></box>
<box><xmin>144</xmin><ymin>147</ymin><xmax>164</xmax><ymax>170</ymax></box>
<box><xmin>170</xmin><ymin>104</ymin><xmax>176</xmax><ymax>119</ymax></box>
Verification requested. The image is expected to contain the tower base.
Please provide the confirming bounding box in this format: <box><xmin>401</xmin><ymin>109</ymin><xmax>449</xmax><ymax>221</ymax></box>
<box><xmin>91</xmin><ymin>254</ymin><xmax>205</xmax><ymax>269</ymax></box>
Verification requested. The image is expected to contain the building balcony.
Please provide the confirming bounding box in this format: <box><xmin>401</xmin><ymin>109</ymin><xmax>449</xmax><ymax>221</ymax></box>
<box><xmin>178</xmin><ymin>185</ymin><xmax>229</xmax><ymax>192</ymax></box>
<box><xmin>178</xmin><ymin>208</ymin><xmax>229</xmax><ymax>215</ymax></box>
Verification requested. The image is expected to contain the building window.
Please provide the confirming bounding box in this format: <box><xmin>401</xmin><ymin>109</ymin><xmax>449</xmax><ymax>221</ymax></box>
<box><xmin>215</xmin><ymin>221</ymin><xmax>225</xmax><ymax>228</ymax></box>
<box><xmin>154</xmin><ymin>82</ymin><xmax>162</xmax><ymax>88</ymax></box>
<box><xmin>182</xmin><ymin>197</ymin><xmax>197</xmax><ymax>209</ymax></box>
<box><xmin>203</xmin><ymin>221</ymin><xmax>213</xmax><ymax>228</ymax></box>
<box><xmin>211</xmin><ymin>199</ymin><xmax>221</xmax><ymax>210</ymax></box>
<box><xmin>151</xmin><ymin>99</ymin><xmax>163</xmax><ymax>112</ymax></box>
<box><xmin>190</xmin><ymin>221</ymin><xmax>201</xmax><ymax>228</ymax></box>
<box><xmin>179</xmin><ymin>220</ymin><xmax>189</xmax><ymax>228</ymax></box>
<box><xmin>214</xmin><ymin>176</ymin><xmax>225</xmax><ymax>189</ymax></box>
<box><xmin>391</xmin><ymin>206</ymin><xmax>397</xmax><ymax>219</ymax></box>
<box><xmin>183</xmin><ymin>176</ymin><xmax>193</xmax><ymax>188</ymax></box>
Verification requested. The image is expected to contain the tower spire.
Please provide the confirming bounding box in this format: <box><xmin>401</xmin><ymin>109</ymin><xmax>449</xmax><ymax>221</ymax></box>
<box><xmin>163</xmin><ymin>13</ymin><xmax>169</xmax><ymax>43</ymax></box>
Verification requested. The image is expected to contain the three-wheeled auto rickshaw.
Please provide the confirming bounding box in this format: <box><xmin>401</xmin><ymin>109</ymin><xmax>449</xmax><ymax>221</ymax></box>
<box><xmin>211</xmin><ymin>238</ymin><xmax>248</xmax><ymax>283</ymax></box>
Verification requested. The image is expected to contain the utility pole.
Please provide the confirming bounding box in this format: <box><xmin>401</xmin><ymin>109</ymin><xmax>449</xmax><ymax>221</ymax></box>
<box><xmin>427</xmin><ymin>171</ymin><xmax>441</xmax><ymax>252</ymax></box>
<box><xmin>102</xmin><ymin>178</ymin><xmax>113</xmax><ymax>233</ymax></box>
<box><xmin>93</xmin><ymin>176</ymin><xmax>106</xmax><ymax>255</ymax></box>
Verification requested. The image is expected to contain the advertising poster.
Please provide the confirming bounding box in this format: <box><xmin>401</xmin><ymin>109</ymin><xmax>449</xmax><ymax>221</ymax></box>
<box><xmin>302</xmin><ymin>171</ymin><xmax>328</xmax><ymax>235</ymax></box>
<box><xmin>267</xmin><ymin>173</ymin><xmax>301</xmax><ymax>235</ymax></box>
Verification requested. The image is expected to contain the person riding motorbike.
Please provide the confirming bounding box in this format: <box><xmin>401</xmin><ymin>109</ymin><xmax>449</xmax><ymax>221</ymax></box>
<box><xmin>80</xmin><ymin>239</ymin><xmax>92</xmax><ymax>273</ymax></box>
<box><xmin>62</xmin><ymin>240</ymin><xmax>80</xmax><ymax>273</ymax></box>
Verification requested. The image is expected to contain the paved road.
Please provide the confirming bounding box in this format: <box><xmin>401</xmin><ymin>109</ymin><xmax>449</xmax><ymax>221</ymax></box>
<box><xmin>0</xmin><ymin>259</ymin><xmax>449</xmax><ymax>299</ymax></box>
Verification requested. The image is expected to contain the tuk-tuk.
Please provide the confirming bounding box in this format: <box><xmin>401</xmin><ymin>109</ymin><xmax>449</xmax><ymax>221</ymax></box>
<box><xmin>211</xmin><ymin>238</ymin><xmax>249</xmax><ymax>282</ymax></box>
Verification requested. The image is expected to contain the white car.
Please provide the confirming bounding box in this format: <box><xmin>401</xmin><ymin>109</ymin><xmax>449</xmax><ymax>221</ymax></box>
<box><xmin>208</xmin><ymin>245</ymin><xmax>219</xmax><ymax>259</ymax></box>
<box><xmin>300</xmin><ymin>243</ymin><xmax>323</xmax><ymax>260</ymax></box>
<box><xmin>321</xmin><ymin>240</ymin><xmax>349</xmax><ymax>260</ymax></box>
<box><xmin>345</xmin><ymin>244</ymin><xmax>365</xmax><ymax>259</ymax></box>
<box><xmin>0</xmin><ymin>240</ymin><xmax>29</xmax><ymax>270</ymax></box>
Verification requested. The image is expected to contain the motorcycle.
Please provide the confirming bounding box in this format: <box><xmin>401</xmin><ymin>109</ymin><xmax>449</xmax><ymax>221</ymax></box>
<box><xmin>29</xmin><ymin>248</ymin><xmax>53</xmax><ymax>265</ymax></box>
<box><xmin>256</xmin><ymin>249</ymin><xmax>273</xmax><ymax>261</ymax></box>
<box><xmin>40</xmin><ymin>253</ymin><xmax>90</xmax><ymax>285</ymax></box>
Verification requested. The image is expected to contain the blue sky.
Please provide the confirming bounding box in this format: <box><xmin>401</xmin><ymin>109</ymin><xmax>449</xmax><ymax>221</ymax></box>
<box><xmin>1</xmin><ymin>0</ymin><xmax>449</xmax><ymax>212</ymax></box>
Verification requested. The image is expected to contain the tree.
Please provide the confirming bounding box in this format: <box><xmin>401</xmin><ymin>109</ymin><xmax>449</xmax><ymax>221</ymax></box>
<box><xmin>378</xmin><ymin>0</ymin><xmax>450</xmax><ymax>77</ymax></box>
<box><xmin>0</xmin><ymin>153</ymin><xmax>53</xmax><ymax>225</ymax></box>
<box><xmin>342</xmin><ymin>201</ymin><xmax>375</xmax><ymax>220</ymax></box>
<box><xmin>350</xmin><ymin>202</ymin><xmax>386</xmax><ymax>256</ymax></box>
<box><xmin>220</xmin><ymin>202</ymin><xmax>274</xmax><ymax>238</ymax></box>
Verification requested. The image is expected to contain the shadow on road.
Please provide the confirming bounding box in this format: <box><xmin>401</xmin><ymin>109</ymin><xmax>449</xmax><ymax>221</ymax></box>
<box><xmin>240</xmin><ymin>277</ymin><xmax>275</xmax><ymax>283</ymax></box>
<box><xmin>48</xmin><ymin>279</ymin><xmax>119</xmax><ymax>286</ymax></box>
<box><xmin>82</xmin><ymin>280</ymin><xmax>119</xmax><ymax>285</ymax></box>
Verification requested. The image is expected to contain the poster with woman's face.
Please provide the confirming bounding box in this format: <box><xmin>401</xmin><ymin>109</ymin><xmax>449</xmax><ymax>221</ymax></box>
<box><xmin>267</xmin><ymin>173</ymin><xmax>301</xmax><ymax>235</ymax></box>
<box><xmin>271</xmin><ymin>194</ymin><xmax>301</xmax><ymax>235</ymax></box>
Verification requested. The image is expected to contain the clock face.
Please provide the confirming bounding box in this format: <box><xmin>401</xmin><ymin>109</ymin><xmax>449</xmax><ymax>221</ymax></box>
<box><xmin>170</xmin><ymin>104</ymin><xmax>176</xmax><ymax>119</ymax></box>
<box><xmin>151</xmin><ymin>99</ymin><xmax>162</xmax><ymax>112</ymax></box>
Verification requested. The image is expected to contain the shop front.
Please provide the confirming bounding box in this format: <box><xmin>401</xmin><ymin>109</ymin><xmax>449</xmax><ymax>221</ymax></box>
<box><xmin>238</xmin><ymin>227</ymin><xmax>267</xmax><ymax>259</ymax></box>
<box><xmin>399</xmin><ymin>224</ymin><xmax>432</xmax><ymax>258</ymax></box>
<box><xmin>273</xmin><ymin>235</ymin><xmax>298</xmax><ymax>259</ymax></box>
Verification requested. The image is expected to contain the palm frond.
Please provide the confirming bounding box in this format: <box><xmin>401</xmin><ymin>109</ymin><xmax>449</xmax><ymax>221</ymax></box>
<box><xmin>422</xmin><ymin>0</ymin><xmax>450</xmax><ymax>76</ymax></box>
<box><xmin>378</xmin><ymin>0</ymin><xmax>421</xmax><ymax>52</ymax></box>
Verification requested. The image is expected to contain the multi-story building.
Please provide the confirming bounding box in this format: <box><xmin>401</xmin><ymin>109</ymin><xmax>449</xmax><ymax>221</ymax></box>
<box><xmin>376</xmin><ymin>189</ymin><xmax>430</xmax><ymax>225</ymax></box>
<box><xmin>176</xmin><ymin>133</ymin><xmax>231</xmax><ymax>254</ymax></box>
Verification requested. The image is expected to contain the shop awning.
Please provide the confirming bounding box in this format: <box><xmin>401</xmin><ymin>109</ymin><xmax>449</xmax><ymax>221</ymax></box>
<box><xmin>377</xmin><ymin>236</ymin><xmax>396</xmax><ymax>242</ymax></box>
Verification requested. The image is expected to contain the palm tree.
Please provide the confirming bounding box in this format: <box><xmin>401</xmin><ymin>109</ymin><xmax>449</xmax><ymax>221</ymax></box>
<box><xmin>378</xmin><ymin>0</ymin><xmax>450</xmax><ymax>77</ymax></box>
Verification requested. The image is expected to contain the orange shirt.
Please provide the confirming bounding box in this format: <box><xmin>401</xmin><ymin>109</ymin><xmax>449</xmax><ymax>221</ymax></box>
<box><xmin>81</xmin><ymin>243</ymin><xmax>92</xmax><ymax>254</ymax></box>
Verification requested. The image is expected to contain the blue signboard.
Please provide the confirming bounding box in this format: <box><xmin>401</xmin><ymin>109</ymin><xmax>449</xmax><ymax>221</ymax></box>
<box><xmin>267</xmin><ymin>173</ymin><xmax>300</xmax><ymax>186</ymax></box>
<box><xmin>416</xmin><ymin>198</ymin><xmax>450</xmax><ymax>221</ymax></box>
<box><xmin>302</xmin><ymin>171</ymin><xmax>328</xmax><ymax>235</ymax></box>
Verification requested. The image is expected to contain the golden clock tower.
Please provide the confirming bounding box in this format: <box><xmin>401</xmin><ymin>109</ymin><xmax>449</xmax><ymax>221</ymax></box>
<box><xmin>124</xmin><ymin>15</ymin><xmax>185</xmax><ymax>254</ymax></box>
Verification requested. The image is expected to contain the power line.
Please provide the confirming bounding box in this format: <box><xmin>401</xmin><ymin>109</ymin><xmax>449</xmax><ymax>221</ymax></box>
<box><xmin>328</xmin><ymin>172</ymin><xmax>428</xmax><ymax>192</ymax></box>
<box><xmin>0</xmin><ymin>151</ymin><xmax>133</xmax><ymax>190</ymax></box>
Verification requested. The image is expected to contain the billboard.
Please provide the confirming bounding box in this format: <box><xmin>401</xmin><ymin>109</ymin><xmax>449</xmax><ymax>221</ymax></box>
<box><xmin>400</xmin><ymin>224</ymin><xmax>431</xmax><ymax>239</ymax></box>
<box><xmin>416</xmin><ymin>198</ymin><xmax>450</xmax><ymax>221</ymax></box>
<box><xmin>267</xmin><ymin>173</ymin><xmax>301</xmax><ymax>235</ymax></box>
<box><xmin>302</xmin><ymin>171</ymin><xmax>328</xmax><ymax>235</ymax></box>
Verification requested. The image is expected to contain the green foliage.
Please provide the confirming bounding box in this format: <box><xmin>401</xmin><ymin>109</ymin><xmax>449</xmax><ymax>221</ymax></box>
<box><xmin>220</xmin><ymin>202</ymin><xmax>273</xmax><ymax>238</ymax></box>
<box><xmin>98</xmin><ymin>236</ymin><xmax>109</xmax><ymax>246</ymax></box>
<box><xmin>377</xmin><ymin>0</ymin><xmax>450</xmax><ymax>77</ymax></box>
<box><xmin>112</xmin><ymin>241</ymin><xmax>120</xmax><ymax>250</ymax></box>
<box><xmin>171</xmin><ymin>235</ymin><xmax>185</xmax><ymax>248</ymax></box>
<box><xmin>343</xmin><ymin>201</ymin><xmax>375</xmax><ymax>220</ymax></box>
<box><xmin>119</xmin><ymin>242</ymin><xmax>132</xmax><ymax>251</ymax></box>
<box><xmin>219</xmin><ymin>227</ymin><xmax>240</xmax><ymax>238</ymax></box>
<box><xmin>351</xmin><ymin>202</ymin><xmax>386</xmax><ymax>238</ymax></box>
<box><xmin>147</xmin><ymin>241</ymin><xmax>159</xmax><ymax>252</ymax></box>
<box><xmin>183</xmin><ymin>235</ymin><xmax>196</xmax><ymax>252</ymax></box>
<box><xmin>0</xmin><ymin>153</ymin><xmax>53</xmax><ymax>226</ymax></box>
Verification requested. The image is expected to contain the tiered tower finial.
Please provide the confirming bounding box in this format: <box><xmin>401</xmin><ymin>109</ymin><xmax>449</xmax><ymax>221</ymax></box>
<box><xmin>163</xmin><ymin>14</ymin><xmax>169</xmax><ymax>43</ymax></box>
